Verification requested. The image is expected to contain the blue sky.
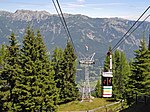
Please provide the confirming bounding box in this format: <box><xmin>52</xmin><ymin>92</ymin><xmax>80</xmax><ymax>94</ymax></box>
<box><xmin>0</xmin><ymin>0</ymin><xmax>149</xmax><ymax>21</ymax></box>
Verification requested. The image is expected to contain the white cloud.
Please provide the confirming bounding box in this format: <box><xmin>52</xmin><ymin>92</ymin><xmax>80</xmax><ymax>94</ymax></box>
<box><xmin>64</xmin><ymin>3</ymin><xmax>85</xmax><ymax>8</ymax></box>
<box><xmin>61</xmin><ymin>0</ymin><xmax>86</xmax><ymax>9</ymax></box>
<box><xmin>86</xmin><ymin>3</ymin><xmax>125</xmax><ymax>7</ymax></box>
<box><xmin>62</xmin><ymin>2</ymin><xmax>126</xmax><ymax>11</ymax></box>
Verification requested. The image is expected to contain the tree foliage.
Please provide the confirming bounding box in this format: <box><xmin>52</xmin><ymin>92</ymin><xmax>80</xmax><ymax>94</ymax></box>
<box><xmin>94</xmin><ymin>80</ymin><xmax>101</xmax><ymax>98</ymax></box>
<box><xmin>126</xmin><ymin>35</ymin><xmax>150</xmax><ymax>105</ymax></box>
<box><xmin>52</xmin><ymin>41</ymin><xmax>79</xmax><ymax>104</ymax></box>
<box><xmin>103</xmin><ymin>48</ymin><xmax>130</xmax><ymax>101</ymax></box>
<box><xmin>0</xmin><ymin>44</ymin><xmax>6</xmax><ymax>67</ymax></box>
<box><xmin>0</xmin><ymin>32</ymin><xmax>21</xmax><ymax>111</ymax></box>
<box><xmin>0</xmin><ymin>27</ymin><xmax>61</xmax><ymax>111</ymax></box>
<box><xmin>130</xmin><ymin>37</ymin><xmax>148</xmax><ymax>95</ymax></box>
<box><xmin>0</xmin><ymin>26</ymin><xmax>81</xmax><ymax>111</ymax></box>
<box><xmin>113</xmin><ymin>50</ymin><xmax>130</xmax><ymax>100</ymax></box>
<box><xmin>13</xmin><ymin>27</ymin><xmax>58</xmax><ymax>111</ymax></box>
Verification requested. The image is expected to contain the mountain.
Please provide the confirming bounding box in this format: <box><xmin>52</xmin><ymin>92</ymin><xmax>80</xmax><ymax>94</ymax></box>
<box><xmin>0</xmin><ymin>10</ymin><xmax>150</xmax><ymax>81</ymax></box>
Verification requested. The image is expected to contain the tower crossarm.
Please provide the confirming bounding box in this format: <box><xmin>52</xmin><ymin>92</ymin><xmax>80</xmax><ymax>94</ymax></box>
<box><xmin>79</xmin><ymin>53</ymin><xmax>95</xmax><ymax>65</ymax></box>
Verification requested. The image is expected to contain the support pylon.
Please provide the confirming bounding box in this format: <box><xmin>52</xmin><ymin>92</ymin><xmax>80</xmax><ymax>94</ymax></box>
<box><xmin>79</xmin><ymin>53</ymin><xmax>95</xmax><ymax>102</ymax></box>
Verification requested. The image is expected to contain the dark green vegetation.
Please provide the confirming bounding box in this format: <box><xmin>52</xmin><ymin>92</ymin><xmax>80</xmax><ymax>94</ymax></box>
<box><xmin>93</xmin><ymin>80</ymin><xmax>101</xmax><ymax>98</ymax></box>
<box><xmin>77</xmin><ymin>33</ymin><xmax>150</xmax><ymax>111</ymax></box>
<box><xmin>1</xmin><ymin>10</ymin><xmax>150</xmax><ymax>84</ymax></box>
<box><xmin>0</xmin><ymin>10</ymin><xmax>150</xmax><ymax>111</ymax></box>
<box><xmin>58</xmin><ymin>31</ymin><xmax>150</xmax><ymax>111</ymax></box>
<box><xmin>99</xmin><ymin>34</ymin><xmax>150</xmax><ymax>109</ymax></box>
<box><xmin>0</xmin><ymin>27</ymin><xmax>79</xmax><ymax>111</ymax></box>
<box><xmin>52</xmin><ymin>43</ymin><xmax>79</xmax><ymax>104</ymax></box>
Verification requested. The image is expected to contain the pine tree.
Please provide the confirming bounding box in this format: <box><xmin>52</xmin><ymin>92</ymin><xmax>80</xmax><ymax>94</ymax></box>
<box><xmin>14</xmin><ymin>26</ymin><xmax>37</xmax><ymax>111</ymax></box>
<box><xmin>62</xmin><ymin>41</ymin><xmax>79</xmax><ymax>103</ymax></box>
<box><xmin>0</xmin><ymin>32</ymin><xmax>21</xmax><ymax>111</ymax></box>
<box><xmin>0</xmin><ymin>44</ymin><xmax>6</xmax><ymax>67</ymax></box>
<box><xmin>119</xmin><ymin>52</ymin><xmax>130</xmax><ymax>99</ymax></box>
<box><xmin>113</xmin><ymin>50</ymin><xmax>130</xmax><ymax>100</ymax></box>
<box><xmin>126</xmin><ymin>36</ymin><xmax>150</xmax><ymax>105</ymax></box>
<box><xmin>15</xmin><ymin>27</ymin><xmax>58</xmax><ymax>111</ymax></box>
<box><xmin>113</xmin><ymin>50</ymin><xmax>121</xmax><ymax>100</ymax></box>
<box><xmin>126</xmin><ymin>59</ymin><xmax>134</xmax><ymax>105</ymax></box>
<box><xmin>148</xmin><ymin>34</ymin><xmax>150</xmax><ymax>50</ymax></box>
<box><xmin>144</xmin><ymin>34</ymin><xmax>150</xmax><ymax>95</ymax></box>
<box><xmin>52</xmin><ymin>47</ymin><xmax>64</xmax><ymax>103</ymax></box>
<box><xmin>35</xmin><ymin>30</ymin><xmax>58</xmax><ymax>111</ymax></box>
<box><xmin>0</xmin><ymin>44</ymin><xmax>7</xmax><ymax>111</ymax></box>
<box><xmin>94</xmin><ymin>80</ymin><xmax>101</xmax><ymax>97</ymax></box>
<box><xmin>130</xmin><ymin>37</ymin><xmax>148</xmax><ymax>95</ymax></box>
<box><xmin>52</xmin><ymin>41</ymin><xmax>79</xmax><ymax>103</ymax></box>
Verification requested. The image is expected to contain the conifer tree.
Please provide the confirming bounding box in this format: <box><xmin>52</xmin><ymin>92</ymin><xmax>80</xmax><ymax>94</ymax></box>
<box><xmin>94</xmin><ymin>80</ymin><xmax>101</xmax><ymax>97</ymax></box>
<box><xmin>113</xmin><ymin>50</ymin><xmax>121</xmax><ymax>100</ymax></box>
<box><xmin>17</xmin><ymin>26</ymin><xmax>37</xmax><ymax>111</ymax></box>
<box><xmin>113</xmin><ymin>50</ymin><xmax>130</xmax><ymax>100</ymax></box>
<box><xmin>126</xmin><ymin>36</ymin><xmax>150</xmax><ymax>104</ymax></box>
<box><xmin>0</xmin><ymin>44</ymin><xmax>6</xmax><ymax>67</ymax></box>
<box><xmin>0</xmin><ymin>33</ymin><xmax>21</xmax><ymax>111</ymax></box>
<box><xmin>62</xmin><ymin>41</ymin><xmax>79</xmax><ymax>103</ymax></box>
<box><xmin>52</xmin><ymin>47</ymin><xmax>64</xmax><ymax>103</ymax></box>
<box><xmin>148</xmin><ymin>34</ymin><xmax>150</xmax><ymax>50</ymax></box>
<box><xmin>53</xmin><ymin>41</ymin><xmax>79</xmax><ymax>103</ymax></box>
<box><xmin>15</xmin><ymin>27</ymin><xmax>58</xmax><ymax>111</ymax></box>
<box><xmin>144</xmin><ymin>34</ymin><xmax>150</xmax><ymax>95</ymax></box>
<box><xmin>0</xmin><ymin>44</ymin><xmax>7</xmax><ymax>111</ymax></box>
<box><xmin>119</xmin><ymin>52</ymin><xmax>130</xmax><ymax>99</ymax></box>
<box><xmin>35</xmin><ymin>30</ymin><xmax>58</xmax><ymax>111</ymax></box>
<box><xmin>130</xmin><ymin>37</ymin><xmax>148</xmax><ymax>95</ymax></box>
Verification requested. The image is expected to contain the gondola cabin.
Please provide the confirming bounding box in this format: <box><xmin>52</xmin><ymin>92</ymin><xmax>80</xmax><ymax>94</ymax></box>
<box><xmin>102</xmin><ymin>72</ymin><xmax>113</xmax><ymax>97</ymax></box>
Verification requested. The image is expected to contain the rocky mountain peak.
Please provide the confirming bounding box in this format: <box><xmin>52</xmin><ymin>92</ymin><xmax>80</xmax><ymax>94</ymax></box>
<box><xmin>0</xmin><ymin>10</ymin><xmax>12</xmax><ymax>17</ymax></box>
<box><xmin>12</xmin><ymin>9</ymin><xmax>51</xmax><ymax>21</ymax></box>
<box><xmin>0</xmin><ymin>9</ymin><xmax>150</xmax><ymax>62</ymax></box>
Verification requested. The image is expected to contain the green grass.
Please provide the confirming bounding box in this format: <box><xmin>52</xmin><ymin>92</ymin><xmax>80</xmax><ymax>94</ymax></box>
<box><xmin>58</xmin><ymin>98</ymin><xmax>113</xmax><ymax>111</ymax></box>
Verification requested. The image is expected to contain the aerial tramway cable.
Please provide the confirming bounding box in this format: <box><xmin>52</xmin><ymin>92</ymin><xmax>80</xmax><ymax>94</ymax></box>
<box><xmin>112</xmin><ymin>6</ymin><xmax>150</xmax><ymax>52</ymax></box>
<box><xmin>51</xmin><ymin>0</ymin><xmax>70</xmax><ymax>40</ymax></box>
<box><xmin>55</xmin><ymin>0</ymin><xmax>72</xmax><ymax>40</ymax></box>
<box><xmin>52</xmin><ymin>1</ymin><xmax>149</xmax><ymax>62</ymax></box>
<box><xmin>113</xmin><ymin>14</ymin><xmax>150</xmax><ymax>51</ymax></box>
<box><xmin>99</xmin><ymin>13</ymin><xmax>150</xmax><ymax>62</ymax></box>
<box><xmin>51</xmin><ymin>0</ymin><xmax>77</xmax><ymax>54</ymax></box>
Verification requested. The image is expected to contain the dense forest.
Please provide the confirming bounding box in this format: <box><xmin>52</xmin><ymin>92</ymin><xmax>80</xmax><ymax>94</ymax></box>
<box><xmin>0</xmin><ymin>26</ymin><xmax>79</xmax><ymax>111</ymax></box>
<box><xmin>0</xmin><ymin>26</ymin><xmax>150</xmax><ymax>111</ymax></box>
<box><xmin>98</xmin><ymin>34</ymin><xmax>150</xmax><ymax>105</ymax></box>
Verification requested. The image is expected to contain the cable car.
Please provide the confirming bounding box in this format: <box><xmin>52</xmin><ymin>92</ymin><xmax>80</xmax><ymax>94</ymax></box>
<box><xmin>102</xmin><ymin>72</ymin><xmax>113</xmax><ymax>97</ymax></box>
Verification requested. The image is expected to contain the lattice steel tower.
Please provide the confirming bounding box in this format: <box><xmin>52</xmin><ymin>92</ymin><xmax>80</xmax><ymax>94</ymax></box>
<box><xmin>79</xmin><ymin>53</ymin><xmax>95</xmax><ymax>102</ymax></box>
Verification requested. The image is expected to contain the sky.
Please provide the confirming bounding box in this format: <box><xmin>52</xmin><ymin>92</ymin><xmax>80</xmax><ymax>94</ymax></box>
<box><xmin>0</xmin><ymin>0</ymin><xmax>150</xmax><ymax>21</ymax></box>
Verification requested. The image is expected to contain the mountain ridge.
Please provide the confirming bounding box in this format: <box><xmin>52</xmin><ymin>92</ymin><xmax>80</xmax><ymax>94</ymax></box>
<box><xmin>0</xmin><ymin>9</ymin><xmax>131</xmax><ymax>21</ymax></box>
<box><xmin>0</xmin><ymin>10</ymin><xmax>150</xmax><ymax>62</ymax></box>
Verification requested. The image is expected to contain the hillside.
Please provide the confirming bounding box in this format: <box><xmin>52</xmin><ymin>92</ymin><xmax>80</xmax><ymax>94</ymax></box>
<box><xmin>0</xmin><ymin>10</ymin><xmax>150</xmax><ymax>82</ymax></box>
